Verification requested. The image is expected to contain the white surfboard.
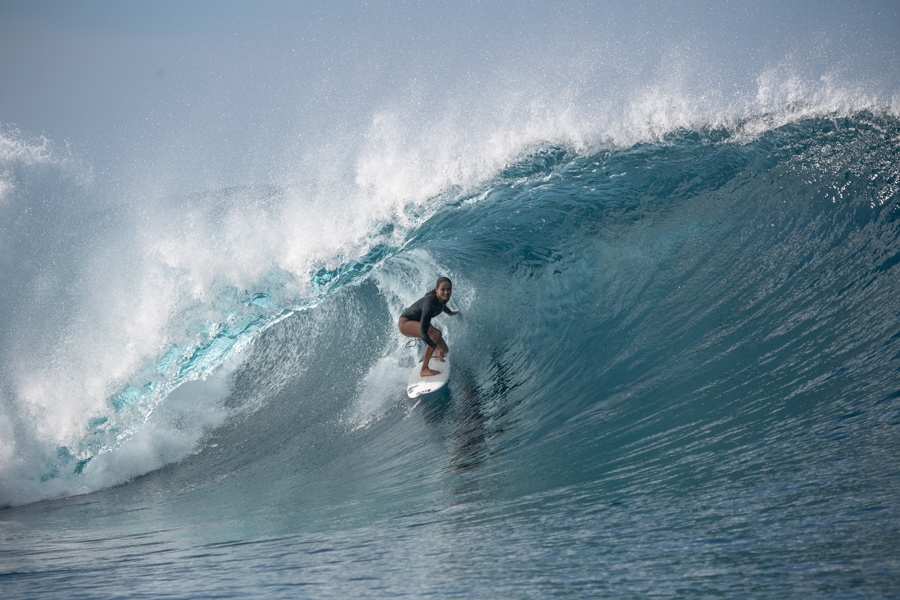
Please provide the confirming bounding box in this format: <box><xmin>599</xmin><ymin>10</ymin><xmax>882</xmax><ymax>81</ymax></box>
<box><xmin>407</xmin><ymin>354</ymin><xmax>450</xmax><ymax>398</ymax></box>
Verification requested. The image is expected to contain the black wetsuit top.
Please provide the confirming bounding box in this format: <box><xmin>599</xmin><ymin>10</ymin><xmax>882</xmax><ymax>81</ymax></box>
<box><xmin>400</xmin><ymin>292</ymin><xmax>452</xmax><ymax>349</ymax></box>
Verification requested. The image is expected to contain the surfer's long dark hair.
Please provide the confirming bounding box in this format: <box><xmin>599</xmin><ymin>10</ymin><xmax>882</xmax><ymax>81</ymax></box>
<box><xmin>426</xmin><ymin>276</ymin><xmax>452</xmax><ymax>295</ymax></box>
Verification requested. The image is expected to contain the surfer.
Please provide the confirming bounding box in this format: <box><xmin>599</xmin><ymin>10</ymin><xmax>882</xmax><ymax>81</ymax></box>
<box><xmin>398</xmin><ymin>277</ymin><xmax>459</xmax><ymax>377</ymax></box>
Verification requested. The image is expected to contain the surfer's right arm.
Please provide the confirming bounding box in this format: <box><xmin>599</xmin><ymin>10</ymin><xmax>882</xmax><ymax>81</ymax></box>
<box><xmin>419</xmin><ymin>314</ymin><xmax>438</xmax><ymax>349</ymax></box>
<box><xmin>418</xmin><ymin>296</ymin><xmax>440</xmax><ymax>349</ymax></box>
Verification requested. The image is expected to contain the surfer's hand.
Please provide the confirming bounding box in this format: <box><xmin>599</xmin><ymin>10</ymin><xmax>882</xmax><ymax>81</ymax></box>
<box><xmin>448</xmin><ymin>310</ymin><xmax>460</xmax><ymax>316</ymax></box>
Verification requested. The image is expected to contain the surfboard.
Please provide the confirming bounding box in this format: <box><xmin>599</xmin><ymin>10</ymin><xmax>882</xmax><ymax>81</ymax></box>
<box><xmin>407</xmin><ymin>354</ymin><xmax>450</xmax><ymax>398</ymax></box>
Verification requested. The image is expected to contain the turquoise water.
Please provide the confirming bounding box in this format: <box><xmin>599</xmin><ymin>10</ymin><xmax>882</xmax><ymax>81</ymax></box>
<box><xmin>1</xmin><ymin>113</ymin><xmax>899</xmax><ymax>596</ymax></box>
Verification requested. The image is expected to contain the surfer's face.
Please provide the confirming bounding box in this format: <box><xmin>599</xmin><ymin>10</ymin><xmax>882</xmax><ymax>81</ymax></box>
<box><xmin>436</xmin><ymin>281</ymin><xmax>452</xmax><ymax>302</ymax></box>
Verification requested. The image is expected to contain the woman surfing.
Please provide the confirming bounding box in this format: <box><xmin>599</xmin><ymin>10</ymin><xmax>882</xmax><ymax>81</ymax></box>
<box><xmin>398</xmin><ymin>277</ymin><xmax>459</xmax><ymax>377</ymax></box>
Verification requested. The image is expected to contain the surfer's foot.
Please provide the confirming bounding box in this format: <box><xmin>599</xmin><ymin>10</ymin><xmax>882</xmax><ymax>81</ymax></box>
<box><xmin>421</xmin><ymin>367</ymin><xmax>440</xmax><ymax>377</ymax></box>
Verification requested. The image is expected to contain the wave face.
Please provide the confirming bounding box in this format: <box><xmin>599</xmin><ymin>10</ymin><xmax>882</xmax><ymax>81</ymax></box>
<box><xmin>2</xmin><ymin>112</ymin><xmax>900</xmax><ymax>596</ymax></box>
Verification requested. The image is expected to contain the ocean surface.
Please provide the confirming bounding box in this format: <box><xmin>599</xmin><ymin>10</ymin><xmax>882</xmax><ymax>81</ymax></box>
<box><xmin>1</xmin><ymin>107</ymin><xmax>898</xmax><ymax>597</ymax></box>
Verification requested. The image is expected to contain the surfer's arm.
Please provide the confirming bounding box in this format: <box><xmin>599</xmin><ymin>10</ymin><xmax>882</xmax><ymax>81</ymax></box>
<box><xmin>419</xmin><ymin>313</ymin><xmax>437</xmax><ymax>349</ymax></box>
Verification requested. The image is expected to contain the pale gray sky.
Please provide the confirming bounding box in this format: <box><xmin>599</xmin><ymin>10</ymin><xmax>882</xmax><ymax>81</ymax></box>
<box><xmin>2</xmin><ymin>0</ymin><xmax>898</xmax><ymax>188</ymax></box>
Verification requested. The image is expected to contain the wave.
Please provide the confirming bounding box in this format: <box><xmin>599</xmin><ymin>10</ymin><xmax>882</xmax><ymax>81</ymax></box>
<box><xmin>1</xmin><ymin>102</ymin><xmax>899</xmax><ymax>508</ymax></box>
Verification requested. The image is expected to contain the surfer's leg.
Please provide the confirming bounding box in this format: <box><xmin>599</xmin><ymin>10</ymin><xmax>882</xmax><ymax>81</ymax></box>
<box><xmin>398</xmin><ymin>317</ymin><xmax>419</xmax><ymax>338</ymax></box>
<box><xmin>421</xmin><ymin>344</ymin><xmax>440</xmax><ymax>377</ymax></box>
<box><xmin>399</xmin><ymin>318</ymin><xmax>444</xmax><ymax>374</ymax></box>
<box><xmin>427</xmin><ymin>326</ymin><xmax>448</xmax><ymax>361</ymax></box>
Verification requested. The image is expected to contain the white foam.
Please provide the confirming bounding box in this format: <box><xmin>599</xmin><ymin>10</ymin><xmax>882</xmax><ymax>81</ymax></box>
<box><xmin>0</xmin><ymin>129</ymin><xmax>56</xmax><ymax>205</ymax></box>
<box><xmin>0</xmin><ymin>129</ymin><xmax>56</xmax><ymax>166</ymax></box>
<box><xmin>82</xmin><ymin>362</ymin><xmax>233</xmax><ymax>488</ymax></box>
<box><xmin>0</xmin><ymin>358</ymin><xmax>236</xmax><ymax>507</ymax></box>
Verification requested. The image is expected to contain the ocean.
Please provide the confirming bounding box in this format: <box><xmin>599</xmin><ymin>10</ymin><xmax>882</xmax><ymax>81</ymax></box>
<box><xmin>2</xmin><ymin>109</ymin><xmax>898</xmax><ymax>597</ymax></box>
<box><xmin>2</xmin><ymin>4</ymin><xmax>900</xmax><ymax>595</ymax></box>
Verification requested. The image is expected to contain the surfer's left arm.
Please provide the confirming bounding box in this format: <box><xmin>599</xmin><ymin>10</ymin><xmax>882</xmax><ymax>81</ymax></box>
<box><xmin>443</xmin><ymin>307</ymin><xmax>460</xmax><ymax>316</ymax></box>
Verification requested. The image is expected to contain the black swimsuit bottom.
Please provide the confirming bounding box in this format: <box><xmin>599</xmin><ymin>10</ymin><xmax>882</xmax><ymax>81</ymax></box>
<box><xmin>400</xmin><ymin>292</ymin><xmax>451</xmax><ymax>349</ymax></box>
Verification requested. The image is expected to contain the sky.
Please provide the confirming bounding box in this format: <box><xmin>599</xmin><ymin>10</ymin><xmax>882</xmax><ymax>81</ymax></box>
<box><xmin>1</xmin><ymin>0</ymin><xmax>899</xmax><ymax>191</ymax></box>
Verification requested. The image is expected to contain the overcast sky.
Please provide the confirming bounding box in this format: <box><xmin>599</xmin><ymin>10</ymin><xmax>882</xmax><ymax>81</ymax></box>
<box><xmin>2</xmin><ymin>0</ymin><xmax>898</xmax><ymax>189</ymax></box>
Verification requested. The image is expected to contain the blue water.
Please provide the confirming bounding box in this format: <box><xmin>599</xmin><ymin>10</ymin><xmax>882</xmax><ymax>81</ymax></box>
<box><xmin>2</xmin><ymin>112</ymin><xmax>900</xmax><ymax>597</ymax></box>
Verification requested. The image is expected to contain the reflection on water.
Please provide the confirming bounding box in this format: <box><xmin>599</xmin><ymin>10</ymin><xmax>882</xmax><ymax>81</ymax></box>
<box><xmin>419</xmin><ymin>343</ymin><xmax>527</xmax><ymax>502</ymax></box>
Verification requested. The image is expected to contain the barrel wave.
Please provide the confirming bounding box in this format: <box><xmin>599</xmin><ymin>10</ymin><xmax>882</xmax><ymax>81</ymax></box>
<box><xmin>2</xmin><ymin>111</ymin><xmax>900</xmax><ymax>596</ymax></box>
